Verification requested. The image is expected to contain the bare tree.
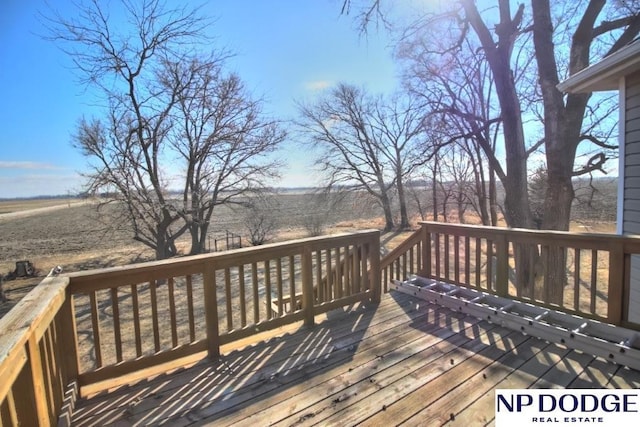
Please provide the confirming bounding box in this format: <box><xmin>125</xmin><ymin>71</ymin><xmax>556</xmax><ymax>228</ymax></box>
<box><xmin>297</xmin><ymin>83</ymin><xmax>429</xmax><ymax>231</ymax></box>
<box><xmin>370</xmin><ymin>94</ymin><xmax>429</xmax><ymax>228</ymax></box>
<box><xmin>297</xmin><ymin>84</ymin><xmax>396</xmax><ymax>231</ymax></box>
<box><xmin>401</xmin><ymin>36</ymin><xmax>502</xmax><ymax>226</ymax></box>
<box><xmin>344</xmin><ymin>0</ymin><xmax>639</xmax><ymax>302</ymax></box>
<box><xmin>243</xmin><ymin>193</ymin><xmax>280</xmax><ymax>246</ymax></box>
<box><xmin>48</xmin><ymin>0</ymin><xmax>207</xmax><ymax>259</ymax></box>
<box><xmin>49</xmin><ymin>0</ymin><xmax>284</xmax><ymax>259</ymax></box>
<box><xmin>300</xmin><ymin>188</ymin><xmax>348</xmax><ymax>237</ymax></box>
<box><xmin>163</xmin><ymin>57</ymin><xmax>285</xmax><ymax>254</ymax></box>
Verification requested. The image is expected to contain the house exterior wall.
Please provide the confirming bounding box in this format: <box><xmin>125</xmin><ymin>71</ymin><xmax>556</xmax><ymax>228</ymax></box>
<box><xmin>624</xmin><ymin>70</ymin><xmax>640</xmax><ymax>323</ymax></box>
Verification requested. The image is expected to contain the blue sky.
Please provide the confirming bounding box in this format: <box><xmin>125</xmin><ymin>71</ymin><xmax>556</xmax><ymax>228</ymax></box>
<box><xmin>0</xmin><ymin>1</ymin><xmax>400</xmax><ymax>198</ymax></box>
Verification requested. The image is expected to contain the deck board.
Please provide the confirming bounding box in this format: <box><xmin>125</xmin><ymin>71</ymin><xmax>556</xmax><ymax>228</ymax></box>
<box><xmin>70</xmin><ymin>291</ymin><xmax>638</xmax><ymax>426</ymax></box>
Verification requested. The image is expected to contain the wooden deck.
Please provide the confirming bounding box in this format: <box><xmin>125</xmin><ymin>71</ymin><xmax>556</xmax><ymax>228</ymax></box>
<box><xmin>70</xmin><ymin>291</ymin><xmax>640</xmax><ymax>427</ymax></box>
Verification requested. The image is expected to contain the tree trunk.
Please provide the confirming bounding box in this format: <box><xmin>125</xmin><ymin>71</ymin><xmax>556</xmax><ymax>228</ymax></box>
<box><xmin>463</xmin><ymin>0</ymin><xmax>536</xmax><ymax>292</ymax></box>
<box><xmin>397</xmin><ymin>175</ymin><xmax>410</xmax><ymax>229</ymax></box>
<box><xmin>189</xmin><ymin>222</ymin><xmax>208</xmax><ymax>255</ymax></box>
<box><xmin>489</xmin><ymin>165</ymin><xmax>498</xmax><ymax>226</ymax></box>
<box><xmin>532</xmin><ymin>0</ymin><xmax>599</xmax><ymax>304</ymax></box>
<box><xmin>380</xmin><ymin>191</ymin><xmax>395</xmax><ymax>231</ymax></box>
<box><xmin>432</xmin><ymin>155</ymin><xmax>439</xmax><ymax>222</ymax></box>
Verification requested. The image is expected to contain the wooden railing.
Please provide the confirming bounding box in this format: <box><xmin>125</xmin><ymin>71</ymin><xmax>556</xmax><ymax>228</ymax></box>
<box><xmin>5</xmin><ymin>221</ymin><xmax>640</xmax><ymax>425</ymax></box>
<box><xmin>0</xmin><ymin>274</ymin><xmax>76</xmax><ymax>426</ymax></box>
<box><xmin>380</xmin><ymin>229</ymin><xmax>424</xmax><ymax>293</ymax></box>
<box><xmin>0</xmin><ymin>230</ymin><xmax>380</xmax><ymax>426</ymax></box>
<box><xmin>381</xmin><ymin>222</ymin><xmax>640</xmax><ymax>327</ymax></box>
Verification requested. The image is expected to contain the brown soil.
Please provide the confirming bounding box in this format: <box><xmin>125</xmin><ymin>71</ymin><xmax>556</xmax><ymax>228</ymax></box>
<box><xmin>0</xmin><ymin>196</ymin><xmax>615</xmax><ymax>319</ymax></box>
<box><xmin>0</xmin><ymin>197</ymin><xmax>408</xmax><ymax>317</ymax></box>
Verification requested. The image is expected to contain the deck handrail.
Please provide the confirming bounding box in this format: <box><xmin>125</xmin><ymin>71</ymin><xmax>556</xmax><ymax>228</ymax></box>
<box><xmin>0</xmin><ymin>230</ymin><xmax>380</xmax><ymax>426</ymax></box>
<box><xmin>380</xmin><ymin>229</ymin><xmax>424</xmax><ymax>293</ymax></box>
<box><xmin>5</xmin><ymin>222</ymin><xmax>640</xmax><ymax>425</ymax></box>
<box><xmin>0</xmin><ymin>273</ymin><xmax>75</xmax><ymax>426</ymax></box>
<box><xmin>379</xmin><ymin>221</ymin><xmax>640</xmax><ymax>329</ymax></box>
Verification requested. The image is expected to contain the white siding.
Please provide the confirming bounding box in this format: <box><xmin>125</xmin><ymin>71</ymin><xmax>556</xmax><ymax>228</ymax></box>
<box><xmin>624</xmin><ymin>70</ymin><xmax>640</xmax><ymax>323</ymax></box>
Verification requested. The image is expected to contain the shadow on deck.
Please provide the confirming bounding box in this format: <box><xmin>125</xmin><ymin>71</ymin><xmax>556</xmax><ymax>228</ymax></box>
<box><xmin>70</xmin><ymin>292</ymin><xmax>640</xmax><ymax>426</ymax></box>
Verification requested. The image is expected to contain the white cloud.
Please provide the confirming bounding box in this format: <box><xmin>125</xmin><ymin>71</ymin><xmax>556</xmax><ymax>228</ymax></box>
<box><xmin>0</xmin><ymin>161</ymin><xmax>62</xmax><ymax>170</ymax></box>
<box><xmin>304</xmin><ymin>80</ymin><xmax>333</xmax><ymax>91</ymax></box>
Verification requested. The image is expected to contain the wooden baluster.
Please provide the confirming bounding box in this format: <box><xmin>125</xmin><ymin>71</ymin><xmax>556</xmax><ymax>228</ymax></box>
<box><xmin>343</xmin><ymin>245</ymin><xmax>351</xmax><ymax>297</ymax></box>
<box><xmin>264</xmin><ymin>260</ymin><xmax>272</xmax><ymax>319</ymax></box>
<box><xmin>5</xmin><ymin>389</ymin><xmax>20</xmax><ymax>426</ymax></box>
<box><xmin>591</xmin><ymin>249</ymin><xmax>598</xmax><ymax>314</ymax></box>
<box><xmin>27</xmin><ymin>335</ymin><xmax>50</xmax><ymax>426</ymax></box>
<box><xmin>289</xmin><ymin>255</ymin><xmax>297</xmax><ymax>311</ymax></box>
<box><xmin>383</xmin><ymin>267</ymin><xmax>389</xmax><ymax>293</ymax></box>
<box><xmin>302</xmin><ymin>248</ymin><xmax>314</xmax><ymax>326</ymax></box>
<box><xmin>402</xmin><ymin>251</ymin><xmax>407</xmax><ymax>281</ymax></box>
<box><xmin>168</xmin><ymin>278</ymin><xmax>178</xmax><ymax>348</ymax></box>
<box><xmin>454</xmin><ymin>235</ymin><xmax>460</xmax><ymax>285</ymax></box>
<box><xmin>59</xmin><ymin>292</ymin><xmax>79</xmax><ymax>385</ymax></box>
<box><xmin>335</xmin><ymin>247</ymin><xmax>342</xmax><ymax>299</ymax></box>
<box><xmin>186</xmin><ymin>275</ymin><xmax>196</xmax><ymax>342</ymax></box>
<box><xmin>542</xmin><ymin>245</ymin><xmax>551</xmax><ymax>303</ymax></box>
<box><xmin>239</xmin><ymin>265</ymin><xmax>246</xmax><ymax>327</ymax></box>
<box><xmin>573</xmin><ymin>249</ymin><xmax>581</xmax><ymax>311</ymax></box>
<box><xmin>408</xmin><ymin>247</ymin><xmax>413</xmax><ymax>277</ymax></box>
<box><xmin>225</xmin><ymin>268</ymin><xmax>233</xmax><ymax>331</ymax></box>
<box><xmin>325</xmin><ymin>249</ymin><xmax>332</xmax><ymax>300</ymax></box>
<box><xmin>495</xmin><ymin>234</ymin><xmax>509</xmax><ymax>298</ymax></box>
<box><xmin>316</xmin><ymin>251</ymin><xmax>323</xmax><ymax>304</ymax></box>
<box><xmin>360</xmin><ymin>245</ymin><xmax>367</xmax><ymax>294</ymax></box>
<box><xmin>110</xmin><ymin>287</ymin><xmax>122</xmax><ymax>363</ymax></box>
<box><xmin>486</xmin><ymin>240</ymin><xmax>494</xmax><ymax>291</ymax></box>
<box><xmin>608</xmin><ymin>243</ymin><xmax>624</xmax><ymax>325</ymax></box>
<box><xmin>444</xmin><ymin>234</ymin><xmax>450</xmax><ymax>281</ymax></box>
<box><xmin>464</xmin><ymin>236</ymin><xmax>470</xmax><ymax>286</ymax></box>
<box><xmin>149</xmin><ymin>281</ymin><xmax>160</xmax><ymax>352</ymax></box>
<box><xmin>276</xmin><ymin>258</ymin><xmax>284</xmax><ymax>316</ymax></box>
<box><xmin>131</xmin><ymin>284</ymin><xmax>142</xmax><ymax>356</ymax></box>
<box><xmin>354</xmin><ymin>246</ymin><xmax>361</xmax><ymax>294</ymax></box>
<box><xmin>475</xmin><ymin>237</ymin><xmax>481</xmax><ymax>289</ymax></box>
<box><xmin>435</xmin><ymin>233</ymin><xmax>441</xmax><ymax>278</ymax></box>
<box><xmin>252</xmin><ymin>262</ymin><xmax>259</xmax><ymax>323</ymax></box>
<box><xmin>89</xmin><ymin>291</ymin><xmax>102</xmax><ymax>368</ymax></box>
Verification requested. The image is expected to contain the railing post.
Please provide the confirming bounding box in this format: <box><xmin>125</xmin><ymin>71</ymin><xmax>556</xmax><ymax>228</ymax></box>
<box><xmin>369</xmin><ymin>233</ymin><xmax>381</xmax><ymax>302</ymax></box>
<box><xmin>203</xmin><ymin>263</ymin><xmax>220</xmax><ymax>358</ymax></box>
<box><xmin>495</xmin><ymin>232</ymin><xmax>509</xmax><ymax>297</ymax></box>
<box><xmin>420</xmin><ymin>224</ymin><xmax>432</xmax><ymax>278</ymax></box>
<box><xmin>607</xmin><ymin>242</ymin><xmax>625</xmax><ymax>325</ymax></box>
<box><xmin>302</xmin><ymin>247</ymin><xmax>315</xmax><ymax>327</ymax></box>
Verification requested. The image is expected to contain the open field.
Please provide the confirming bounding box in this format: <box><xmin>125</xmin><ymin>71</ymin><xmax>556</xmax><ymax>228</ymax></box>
<box><xmin>0</xmin><ymin>191</ymin><xmax>616</xmax><ymax>318</ymax></box>
<box><xmin>0</xmin><ymin>198</ymin><xmax>83</xmax><ymax>214</ymax></box>
<box><xmin>0</xmin><ymin>192</ymin><xmax>393</xmax><ymax>317</ymax></box>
